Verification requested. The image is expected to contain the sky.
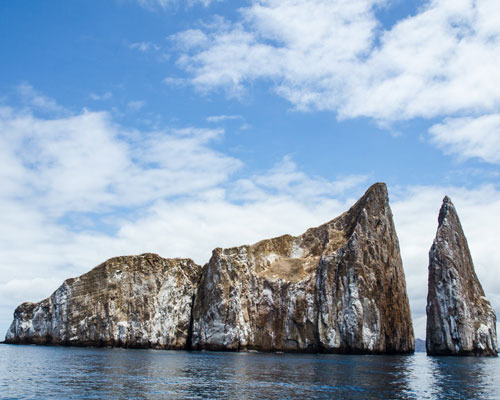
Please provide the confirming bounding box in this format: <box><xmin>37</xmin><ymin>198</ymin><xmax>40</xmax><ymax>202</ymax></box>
<box><xmin>1</xmin><ymin>0</ymin><xmax>500</xmax><ymax>340</ymax></box>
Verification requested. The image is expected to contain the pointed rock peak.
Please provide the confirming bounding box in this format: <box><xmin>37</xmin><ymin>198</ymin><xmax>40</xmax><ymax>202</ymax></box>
<box><xmin>361</xmin><ymin>182</ymin><xmax>388</xmax><ymax>203</ymax></box>
<box><xmin>438</xmin><ymin>195</ymin><xmax>457</xmax><ymax>225</ymax></box>
<box><xmin>343</xmin><ymin>182</ymin><xmax>388</xmax><ymax>219</ymax></box>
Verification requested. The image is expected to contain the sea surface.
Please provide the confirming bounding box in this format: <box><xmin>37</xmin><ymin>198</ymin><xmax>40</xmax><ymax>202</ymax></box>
<box><xmin>1</xmin><ymin>344</ymin><xmax>499</xmax><ymax>399</ymax></box>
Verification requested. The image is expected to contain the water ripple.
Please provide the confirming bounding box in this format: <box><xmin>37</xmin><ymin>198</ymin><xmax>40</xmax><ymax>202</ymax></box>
<box><xmin>1</xmin><ymin>345</ymin><xmax>499</xmax><ymax>399</ymax></box>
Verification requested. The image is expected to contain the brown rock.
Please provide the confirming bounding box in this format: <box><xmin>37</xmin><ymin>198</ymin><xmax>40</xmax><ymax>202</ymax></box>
<box><xmin>426</xmin><ymin>196</ymin><xmax>498</xmax><ymax>356</ymax></box>
<box><xmin>5</xmin><ymin>254</ymin><xmax>201</xmax><ymax>349</ymax></box>
<box><xmin>5</xmin><ymin>183</ymin><xmax>415</xmax><ymax>354</ymax></box>
<box><xmin>191</xmin><ymin>183</ymin><xmax>414</xmax><ymax>353</ymax></box>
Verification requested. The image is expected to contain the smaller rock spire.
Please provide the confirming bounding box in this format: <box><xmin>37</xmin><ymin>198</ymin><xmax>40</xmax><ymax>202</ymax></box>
<box><xmin>426</xmin><ymin>196</ymin><xmax>498</xmax><ymax>356</ymax></box>
<box><xmin>437</xmin><ymin>195</ymin><xmax>453</xmax><ymax>225</ymax></box>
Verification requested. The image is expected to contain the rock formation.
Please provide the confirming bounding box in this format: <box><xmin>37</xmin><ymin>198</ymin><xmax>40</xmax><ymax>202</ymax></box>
<box><xmin>191</xmin><ymin>183</ymin><xmax>414</xmax><ymax>353</ymax></box>
<box><xmin>5</xmin><ymin>183</ymin><xmax>415</xmax><ymax>354</ymax></box>
<box><xmin>426</xmin><ymin>196</ymin><xmax>498</xmax><ymax>356</ymax></box>
<box><xmin>5</xmin><ymin>254</ymin><xmax>201</xmax><ymax>349</ymax></box>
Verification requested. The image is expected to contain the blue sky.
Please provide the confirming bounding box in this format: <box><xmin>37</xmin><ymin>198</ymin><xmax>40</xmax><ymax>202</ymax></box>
<box><xmin>1</xmin><ymin>0</ymin><xmax>500</xmax><ymax>339</ymax></box>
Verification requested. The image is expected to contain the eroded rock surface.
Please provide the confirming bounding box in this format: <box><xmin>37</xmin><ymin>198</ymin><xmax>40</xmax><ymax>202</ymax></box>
<box><xmin>426</xmin><ymin>197</ymin><xmax>498</xmax><ymax>356</ymax></box>
<box><xmin>191</xmin><ymin>183</ymin><xmax>414</xmax><ymax>353</ymax></box>
<box><xmin>5</xmin><ymin>254</ymin><xmax>201</xmax><ymax>349</ymax></box>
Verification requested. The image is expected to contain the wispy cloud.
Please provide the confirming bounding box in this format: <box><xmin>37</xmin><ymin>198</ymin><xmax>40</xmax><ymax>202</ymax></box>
<box><xmin>127</xmin><ymin>100</ymin><xmax>146</xmax><ymax>111</ymax></box>
<box><xmin>429</xmin><ymin>114</ymin><xmax>500</xmax><ymax>164</ymax></box>
<box><xmin>206</xmin><ymin>114</ymin><xmax>242</xmax><ymax>123</ymax></box>
<box><xmin>171</xmin><ymin>0</ymin><xmax>500</xmax><ymax>164</ymax></box>
<box><xmin>129</xmin><ymin>41</ymin><xmax>160</xmax><ymax>52</ymax></box>
<box><xmin>18</xmin><ymin>83</ymin><xmax>66</xmax><ymax>113</ymax></box>
<box><xmin>0</xmin><ymin>105</ymin><xmax>240</xmax><ymax>218</ymax></box>
<box><xmin>170</xmin><ymin>29</ymin><xmax>209</xmax><ymax>50</ymax></box>
<box><xmin>173</xmin><ymin>0</ymin><xmax>500</xmax><ymax>119</ymax></box>
<box><xmin>163</xmin><ymin>76</ymin><xmax>187</xmax><ymax>86</ymax></box>
<box><xmin>89</xmin><ymin>91</ymin><xmax>112</xmax><ymax>101</ymax></box>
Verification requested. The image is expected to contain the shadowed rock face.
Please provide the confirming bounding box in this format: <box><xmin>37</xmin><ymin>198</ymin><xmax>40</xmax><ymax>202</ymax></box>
<box><xmin>5</xmin><ymin>254</ymin><xmax>201</xmax><ymax>349</ymax></box>
<box><xmin>426</xmin><ymin>197</ymin><xmax>498</xmax><ymax>356</ymax></box>
<box><xmin>191</xmin><ymin>183</ymin><xmax>414</xmax><ymax>353</ymax></box>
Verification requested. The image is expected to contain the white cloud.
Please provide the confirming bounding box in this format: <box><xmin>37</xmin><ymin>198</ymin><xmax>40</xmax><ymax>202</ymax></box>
<box><xmin>0</xmin><ymin>106</ymin><xmax>240</xmax><ymax>217</ymax></box>
<box><xmin>171</xmin><ymin>29</ymin><xmax>210</xmax><ymax>50</ymax></box>
<box><xmin>127</xmin><ymin>100</ymin><xmax>146</xmax><ymax>111</ymax></box>
<box><xmin>429</xmin><ymin>114</ymin><xmax>500</xmax><ymax>164</ymax></box>
<box><xmin>206</xmin><ymin>114</ymin><xmax>243</xmax><ymax>122</ymax></box>
<box><xmin>18</xmin><ymin>83</ymin><xmax>66</xmax><ymax>113</ymax></box>
<box><xmin>237</xmin><ymin>156</ymin><xmax>368</xmax><ymax>202</ymax></box>
<box><xmin>129</xmin><ymin>41</ymin><xmax>160</xmax><ymax>52</ymax></box>
<box><xmin>341</xmin><ymin>0</ymin><xmax>500</xmax><ymax>121</ymax></box>
<box><xmin>89</xmin><ymin>91</ymin><xmax>113</xmax><ymax>101</ymax></box>
<box><xmin>172</xmin><ymin>0</ymin><xmax>500</xmax><ymax>163</ymax></box>
<box><xmin>174</xmin><ymin>0</ymin><xmax>500</xmax><ymax>118</ymax></box>
<box><xmin>172</xmin><ymin>0</ymin><xmax>386</xmax><ymax>100</ymax></box>
<box><xmin>163</xmin><ymin>76</ymin><xmax>187</xmax><ymax>86</ymax></box>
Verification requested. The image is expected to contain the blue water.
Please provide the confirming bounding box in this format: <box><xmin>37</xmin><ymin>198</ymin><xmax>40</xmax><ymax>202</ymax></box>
<box><xmin>0</xmin><ymin>345</ymin><xmax>498</xmax><ymax>399</ymax></box>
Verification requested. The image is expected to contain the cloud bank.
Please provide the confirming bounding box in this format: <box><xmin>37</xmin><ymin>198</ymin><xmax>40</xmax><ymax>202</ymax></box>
<box><xmin>172</xmin><ymin>0</ymin><xmax>500</xmax><ymax>164</ymax></box>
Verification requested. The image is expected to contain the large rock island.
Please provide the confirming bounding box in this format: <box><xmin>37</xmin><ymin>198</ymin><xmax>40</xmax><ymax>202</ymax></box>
<box><xmin>5</xmin><ymin>183</ymin><xmax>414</xmax><ymax>354</ymax></box>
<box><xmin>426</xmin><ymin>196</ymin><xmax>498</xmax><ymax>356</ymax></box>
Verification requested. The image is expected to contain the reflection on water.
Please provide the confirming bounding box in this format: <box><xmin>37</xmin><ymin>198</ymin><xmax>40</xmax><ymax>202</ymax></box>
<box><xmin>1</xmin><ymin>345</ymin><xmax>499</xmax><ymax>399</ymax></box>
<box><xmin>428</xmin><ymin>356</ymin><xmax>497</xmax><ymax>399</ymax></box>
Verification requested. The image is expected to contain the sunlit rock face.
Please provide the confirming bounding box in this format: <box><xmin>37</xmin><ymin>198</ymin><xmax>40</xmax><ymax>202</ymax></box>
<box><xmin>191</xmin><ymin>183</ymin><xmax>414</xmax><ymax>354</ymax></box>
<box><xmin>426</xmin><ymin>197</ymin><xmax>498</xmax><ymax>356</ymax></box>
<box><xmin>5</xmin><ymin>254</ymin><xmax>201</xmax><ymax>349</ymax></box>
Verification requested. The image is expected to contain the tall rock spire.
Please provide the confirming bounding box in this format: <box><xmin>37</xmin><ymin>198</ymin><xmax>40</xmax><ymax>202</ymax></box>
<box><xmin>426</xmin><ymin>196</ymin><xmax>498</xmax><ymax>356</ymax></box>
<box><xmin>316</xmin><ymin>183</ymin><xmax>414</xmax><ymax>353</ymax></box>
<box><xmin>191</xmin><ymin>183</ymin><xmax>414</xmax><ymax>353</ymax></box>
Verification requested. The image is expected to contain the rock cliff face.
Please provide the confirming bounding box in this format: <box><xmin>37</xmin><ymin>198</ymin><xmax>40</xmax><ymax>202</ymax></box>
<box><xmin>191</xmin><ymin>183</ymin><xmax>414</xmax><ymax>353</ymax></box>
<box><xmin>426</xmin><ymin>196</ymin><xmax>498</xmax><ymax>356</ymax></box>
<box><xmin>5</xmin><ymin>254</ymin><xmax>201</xmax><ymax>349</ymax></box>
<box><xmin>5</xmin><ymin>183</ymin><xmax>414</xmax><ymax>354</ymax></box>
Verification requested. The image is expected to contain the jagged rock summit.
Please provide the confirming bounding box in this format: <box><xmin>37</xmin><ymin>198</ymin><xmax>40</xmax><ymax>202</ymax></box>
<box><xmin>191</xmin><ymin>182</ymin><xmax>414</xmax><ymax>353</ymax></box>
<box><xmin>426</xmin><ymin>196</ymin><xmax>498</xmax><ymax>356</ymax></box>
<box><xmin>5</xmin><ymin>183</ymin><xmax>414</xmax><ymax>354</ymax></box>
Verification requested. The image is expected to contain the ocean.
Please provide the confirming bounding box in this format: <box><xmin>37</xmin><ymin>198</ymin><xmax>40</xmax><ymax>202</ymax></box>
<box><xmin>0</xmin><ymin>344</ymin><xmax>498</xmax><ymax>399</ymax></box>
